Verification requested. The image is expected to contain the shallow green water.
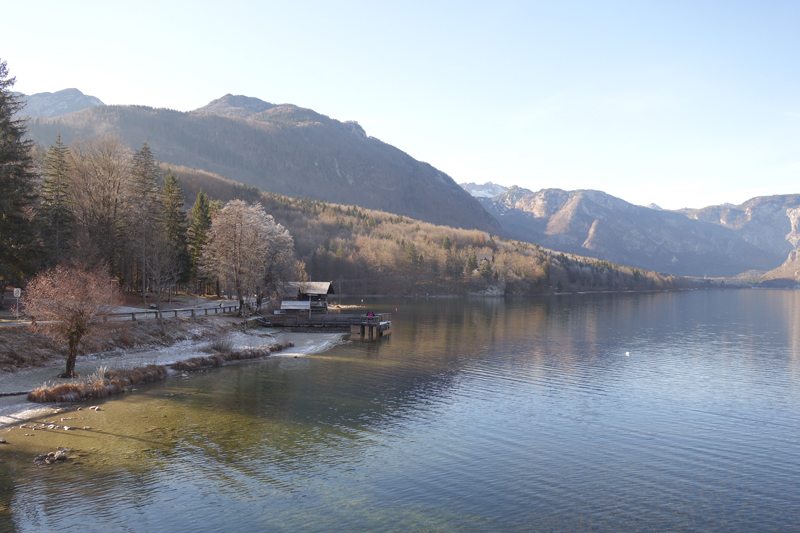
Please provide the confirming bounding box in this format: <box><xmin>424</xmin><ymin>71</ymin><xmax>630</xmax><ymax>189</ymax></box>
<box><xmin>2</xmin><ymin>291</ymin><xmax>800</xmax><ymax>532</ymax></box>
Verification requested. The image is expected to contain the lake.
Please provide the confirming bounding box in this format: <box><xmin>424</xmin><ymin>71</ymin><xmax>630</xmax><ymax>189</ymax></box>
<box><xmin>2</xmin><ymin>290</ymin><xmax>800</xmax><ymax>532</ymax></box>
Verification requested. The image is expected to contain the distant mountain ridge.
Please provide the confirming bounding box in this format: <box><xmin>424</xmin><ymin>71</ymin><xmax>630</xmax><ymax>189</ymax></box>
<box><xmin>475</xmin><ymin>186</ymin><xmax>800</xmax><ymax>277</ymax></box>
<box><xmin>459</xmin><ymin>181</ymin><xmax>508</xmax><ymax>198</ymax></box>
<box><xmin>14</xmin><ymin>88</ymin><xmax>103</xmax><ymax>118</ymax></box>
<box><xmin>25</xmin><ymin>95</ymin><xmax>500</xmax><ymax>233</ymax></box>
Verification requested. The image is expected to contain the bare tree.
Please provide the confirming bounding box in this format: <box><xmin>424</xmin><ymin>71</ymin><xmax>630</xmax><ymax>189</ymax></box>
<box><xmin>23</xmin><ymin>264</ymin><xmax>119</xmax><ymax>377</ymax></box>
<box><xmin>65</xmin><ymin>136</ymin><xmax>132</xmax><ymax>274</ymax></box>
<box><xmin>147</xmin><ymin>232</ymin><xmax>182</xmax><ymax>328</ymax></box>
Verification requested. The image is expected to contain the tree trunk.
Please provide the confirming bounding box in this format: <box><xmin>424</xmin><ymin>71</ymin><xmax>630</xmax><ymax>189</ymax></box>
<box><xmin>62</xmin><ymin>333</ymin><xmax>81</xmax><ymax>378</ymax></box>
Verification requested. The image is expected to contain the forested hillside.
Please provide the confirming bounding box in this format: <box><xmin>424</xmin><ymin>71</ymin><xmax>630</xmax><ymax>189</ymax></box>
<box><xmin>165</xmin><ymin>165</ymin><xmax>692</xmax><ymax>296</ymax></box>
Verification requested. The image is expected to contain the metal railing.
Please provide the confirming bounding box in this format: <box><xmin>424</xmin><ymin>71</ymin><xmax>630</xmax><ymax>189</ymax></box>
<box><xmin>106</xmin><ymin>304</ymin><xmax>241</xmax><ymax>321</ymax></box>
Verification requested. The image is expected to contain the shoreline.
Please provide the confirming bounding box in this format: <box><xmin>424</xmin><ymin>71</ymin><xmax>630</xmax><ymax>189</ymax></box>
<box><xmin>0</xmin><ymin>327</ymin><xmax>346</xmax><ymax>429</ymax></box>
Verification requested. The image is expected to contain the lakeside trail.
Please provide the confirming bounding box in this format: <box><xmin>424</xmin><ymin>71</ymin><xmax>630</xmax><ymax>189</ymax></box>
<box><xmin>0</xmin><ymin>319</ymin><xmax>346</xmax><ymax>429</ymax></box>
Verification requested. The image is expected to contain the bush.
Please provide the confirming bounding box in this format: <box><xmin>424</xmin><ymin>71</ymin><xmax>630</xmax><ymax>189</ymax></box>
<box><xmin>208</xmin><ymin>334</ymin><xmax>233</xmax><ymax>354</ymax></box>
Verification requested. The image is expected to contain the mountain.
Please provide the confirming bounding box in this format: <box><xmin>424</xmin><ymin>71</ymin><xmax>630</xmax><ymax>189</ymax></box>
<box><xmin>759</xmin><ymin>249</ymin><xmax>800</xmax><ymax>286</ymax></box>
<box><xmin>24</xmin><ymin>97</ymin><xmax>500</xmax><ymax>233</ymax></box>
<box><xmin>677</xmin><ymin>195</ymin><xmax>800</xmax><ymax>260</ymax></box>
<box><xmin>459</xmin><ymin>181</ymin><xmax>508</xmax><ymax>198</ymax></box>
<box><xmin>193</xmin><ymin>93</ymin><xmax>276</xmax><ymax>118</ymax></box>
<box><xmin>478</xmin><ymin>186</ymin><xmax>795</xmax><ymax>277</ymax></box>
<box><xmin>14</xmin><ymin>88</ymin><xmax>103</xmax><ymax>118</ymax></box>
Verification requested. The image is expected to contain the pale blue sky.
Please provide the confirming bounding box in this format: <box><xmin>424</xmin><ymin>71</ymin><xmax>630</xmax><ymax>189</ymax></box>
<box><xmin>4</xmin><ymin>0</ymin><xmax>799</xmax><ymax>209</ymax></box>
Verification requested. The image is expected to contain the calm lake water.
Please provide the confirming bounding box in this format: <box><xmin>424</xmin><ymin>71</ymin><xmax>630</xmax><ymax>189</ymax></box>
<box><xmin>2</xmin><ymin>290</ymin><xmax>800</xmax><ymax>532</ymax></box>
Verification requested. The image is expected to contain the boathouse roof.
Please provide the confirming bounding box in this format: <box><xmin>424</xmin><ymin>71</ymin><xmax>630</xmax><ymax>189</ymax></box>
<box><xmin>281</xmin><ymin>281</ymin><xmax>335</xmax><ymax>298</ymax></box>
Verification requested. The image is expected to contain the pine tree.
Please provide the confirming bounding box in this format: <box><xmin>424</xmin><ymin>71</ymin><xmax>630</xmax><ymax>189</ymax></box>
<box><xmin>160</xmin><ymin>171</ymin><xmax>190</xmax><ymax>285</ymax></box>
<box><xmin>130</xmin><ymin>142</ymin><xmax>161</xmax><ymax>302</ymax></box>
<box><xmin>41</xmin><ymin>133</ymin><xmax>73</xmax><ymax>265</ymax></box>
<box><xmin>466</xmin><ymin>250</ymin><xmax>479</xmax><ymax>272</ymax></box>
<box><xmin>0</xmin><ymin>59</ymin><xmax>41</xmax><ymax>309</ymax></box>
<box><xmin>188</xmin><ymin>189</ymin><xmax>213</xmax><ymax>291</ymax></box>
<box><xmin>479</xmin><ymin>259</ymin><xmax>493</xmax><ymax>281</ymax></box>
<box><xmin>402</xmin><ymin>241</ymin><xmax>418</xmax><ymax>274</ymax></box>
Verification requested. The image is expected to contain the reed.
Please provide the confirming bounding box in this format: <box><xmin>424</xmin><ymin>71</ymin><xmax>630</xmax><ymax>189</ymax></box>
<box><xmin>28</xmin><ymin>364</ymin><xmax>169</xmax><ymax>403</ymax></box>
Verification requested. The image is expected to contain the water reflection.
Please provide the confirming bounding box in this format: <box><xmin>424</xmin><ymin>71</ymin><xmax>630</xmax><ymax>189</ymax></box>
<box><xmin>2</xmin><ymin>290</ymin><xmax>800</xmax><ymax>532</ymax></box>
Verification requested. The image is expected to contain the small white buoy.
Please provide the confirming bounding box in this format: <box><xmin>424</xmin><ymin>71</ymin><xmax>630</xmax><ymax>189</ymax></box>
<box><xmin>626</xmin><ymin>352</ymin><xmax>630</xmax><ymax>356</ymax></box>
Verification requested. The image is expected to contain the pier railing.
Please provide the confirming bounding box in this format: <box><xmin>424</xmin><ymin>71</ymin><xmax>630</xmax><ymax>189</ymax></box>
<box><xmin>260</xmin><ymin>313</ymin><xmax>391</xmax><ymax>328</ymax></box>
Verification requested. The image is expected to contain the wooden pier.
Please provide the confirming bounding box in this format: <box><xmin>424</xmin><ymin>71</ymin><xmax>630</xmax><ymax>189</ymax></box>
<box><xmin>259</xmin><ymin>313</ymin><xmax>392</xmax><ymax>338</ymax></box>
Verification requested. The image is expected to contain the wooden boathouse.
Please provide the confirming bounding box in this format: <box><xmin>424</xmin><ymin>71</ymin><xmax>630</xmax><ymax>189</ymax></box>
<box><xmin>267</xmin><ymin>281</ymin><xmax>391</xmax><ymax>337</ymax></box>
<box><xmin>279</xmin><ymin>282</ymin><xmax>335</xmax><ymax>314</ymax></box>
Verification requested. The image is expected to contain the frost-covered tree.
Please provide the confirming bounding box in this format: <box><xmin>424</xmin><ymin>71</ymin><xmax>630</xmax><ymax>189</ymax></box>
<box><xmin>201</xmin><ymin>200</ymin><xmax>295</xmax><ymax>314</ymax></box>
<box><xmin>256</xmin><ymin>215</ymin><xmax>296</xmax><ymax>309</ymax></box>
<box><xmin>24</xmin><ymin>264</ymin><xmax>119</xmax><ymax>377</ymax></box>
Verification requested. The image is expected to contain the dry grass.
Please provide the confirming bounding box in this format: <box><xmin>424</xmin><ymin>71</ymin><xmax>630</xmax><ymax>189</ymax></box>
<box><xmin>26</xmin><ymin>341</ymin><xmax>294</xmax><ymax>403</ymax></box>
<box><xmin>27</xmin><ymin>364</ymin><xmax>169</xmax><ymax>403</ymax></box>
<box><xmin>171</xmin><ymin>341</ymin><xmax>293</xmax><ymax>371</ymax></box>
